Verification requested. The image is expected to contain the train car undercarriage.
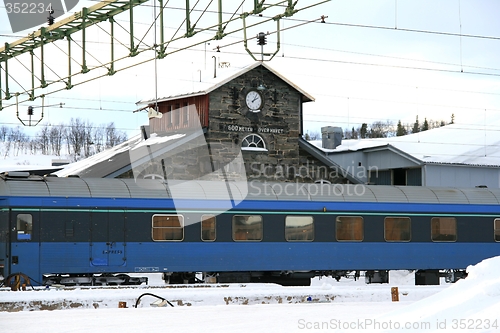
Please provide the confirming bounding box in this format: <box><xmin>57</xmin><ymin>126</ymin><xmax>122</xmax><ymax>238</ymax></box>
<box><xmin>36</xmin><ymin>269</ymin><xmax>467</xmax><ymax>287</ymax></box>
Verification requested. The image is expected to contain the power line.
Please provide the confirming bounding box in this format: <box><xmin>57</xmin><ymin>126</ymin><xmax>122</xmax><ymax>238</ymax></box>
<box><xmin>283</xmin><ymin>42</ymin><xmax>500</xmax><ymax>74</ymax></box>
<box><xmin>284</xmin><ymin>16</ymin><xmax>500</xmax><ymax>42</ymax></box>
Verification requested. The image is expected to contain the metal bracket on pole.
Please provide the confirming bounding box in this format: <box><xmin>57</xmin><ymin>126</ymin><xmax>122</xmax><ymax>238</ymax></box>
<box><xmin>243</xmin><ymin>16</ymin><xmax>280</xmax><ymax>62</ymax></box>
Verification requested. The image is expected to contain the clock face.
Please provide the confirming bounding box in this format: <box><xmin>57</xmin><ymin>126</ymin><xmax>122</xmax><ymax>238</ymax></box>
<box><xmin>245</xmin><ymin>90</ymin><xmax>263</xmax><ymax>112</ymax></box>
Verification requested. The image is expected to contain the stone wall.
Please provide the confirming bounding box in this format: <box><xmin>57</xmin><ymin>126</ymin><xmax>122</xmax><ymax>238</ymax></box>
<box><xmin>207</xmin><ymin>65</ymin><xmax>302</xmax><ymax>182</ymax></box>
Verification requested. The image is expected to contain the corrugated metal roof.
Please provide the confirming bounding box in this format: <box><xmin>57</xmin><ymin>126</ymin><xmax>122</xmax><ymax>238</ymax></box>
<box><xmin>456</xmin><ymin>188</ymin><xmax>500</xmax><ymax>205</ymax></box>
<box><xmin>46</xmin><ymin>177</ymin><xmax>92</xmax><ymax>197</ymax></box>
<box><xmin>365</xmin><ymin>185</ymin><xmax>408</xmax><ymax>203</ymax></box>
<box><xmin>2</xmin><ymin>176</ymin><xmax>500</xmax><ymax>206</ymax></box>
<box><xmin>396</xmin><ymin>186</ymin><xmax>439</xmax><ymax>203</ymax></box>
<box><xmin>5</xmin><ymin>178</ymin><xmax>50</xmax><ymax>197</ymax></box>
<box><xmin>427</xmin><ymin>188</ymin><xmax>470</xmax><ymax>204</ymax></box>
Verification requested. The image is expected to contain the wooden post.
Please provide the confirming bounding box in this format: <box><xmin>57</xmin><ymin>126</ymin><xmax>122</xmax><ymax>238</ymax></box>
<box><xmin>391</xmin><ymin>287</ymin><xmax>399</xmax><ymax>302</ymax></box>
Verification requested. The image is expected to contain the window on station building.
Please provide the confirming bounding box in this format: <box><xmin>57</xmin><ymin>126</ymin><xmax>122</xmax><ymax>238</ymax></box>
<box><xmin>16</xmin><ymin>214</ymin><xmax>32</xmax><ymax>241</ymax></box>
<box><xmin>285</xmin><ymin>216</ymin><xmax>314</xmax><ymax>241</ymax></box>
<box><xmin>431</xmin><ymin>217</ymin><xmax>457</xmax><ymax>242</ymax></box>
<box><xmin>232</xmin><ymin>215</ymin><xmax>263</xmax><ymax>241</ymax></box>
<box><xmin>241</xmin><ymin>134</ymin><xmax>266</xmax><ymax>151</ymax></box>
<box><xmin>201</xmin><ymin>215</ymin><xmax>216</xmax><ymax>241</ymax></box>
<box><xmin>336</xmin><ymin>216</ymin><xmax>363</xmax><ymax>241</ymax></box>
<box><xmin>384</xmin><ymin>217</ymin><xmax>411</xmax><ymax>242</ymax></box>
<box><xmin>152</xmin><ymin>214</ymin><xmax>184</xmax><ymax>241</ymax></box>
<box><xmin>495</xmin><ymin>219</ymin><xmax>500</xmax><ymax>242</ymax></box>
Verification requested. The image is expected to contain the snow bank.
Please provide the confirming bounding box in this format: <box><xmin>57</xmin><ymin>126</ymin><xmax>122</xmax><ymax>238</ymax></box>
<box><xmin>369</xmin><ymin>256</ymin><xmax>500</xmax><ymax>332</ymax></box>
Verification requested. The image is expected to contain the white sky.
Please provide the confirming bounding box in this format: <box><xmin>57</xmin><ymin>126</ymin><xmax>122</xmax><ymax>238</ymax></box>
<box><xmin>1</xmin><ymin>0</ymin><xmax>500</xmax><ymax>139</ymax></box>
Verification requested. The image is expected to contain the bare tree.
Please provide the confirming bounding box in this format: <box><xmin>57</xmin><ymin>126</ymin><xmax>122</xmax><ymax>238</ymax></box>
<box><xmin>83</xmin><ymin>120</ymin><xmax>94</xmax><ymax>158</ymax></box>
<box><xmin>0</xmin><ymin>126</ymin><xmax>9</xmax><ymax>141</ymax></box>
<box><xmin>50</xmin><ymin>124</ymin><xmax>64</xmax><ymax>156</ymax></box>
<box><xmin>93</xmin><ymin>124</ymin><xmax>106</xmax><ymax>153</ymax></box>
<box><xmin>9</xmin><ymin>127</ymin><xmax>28</xmax><ymax>156</ymax></box>
<box><xmin>67</xmin><ymin>118</ymin><xmax>86</xmax><ymax>157</ymax></box>
<box><xmin>369</xmin><ymin>120</ymin><xmax>393</xmax><ymax>138</ymax></box>
<box><xmin>308</xmin><ymin>131</ymin><xmax>320</xmax><ymax>141</ymax></box>
<box><xmin>105</xmin><ymin>122</ymin><xmax>127</xmax><ymax>148</ymax></box>
<box><xmin>37</xmin><ymin>125</ymin><xmax>50</xmax><ymax>155</ymax></box>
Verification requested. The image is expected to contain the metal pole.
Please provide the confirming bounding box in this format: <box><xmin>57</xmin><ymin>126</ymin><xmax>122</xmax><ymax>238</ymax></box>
<box><xmin>212</xmin><ymin>56</ymin><xmax>216</xmax><ymax>78</ymax></box>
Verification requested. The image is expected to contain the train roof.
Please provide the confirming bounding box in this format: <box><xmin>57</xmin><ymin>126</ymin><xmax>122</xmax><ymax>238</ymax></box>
<box><xmin>1</xmin><ymin>173</ymin><xmax>500</xmax><ymax>205</ymax></box>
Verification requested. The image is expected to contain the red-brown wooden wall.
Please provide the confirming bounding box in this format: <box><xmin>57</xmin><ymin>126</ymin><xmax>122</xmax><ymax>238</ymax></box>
<box><xmin>149</xmin><ymin>95</ymin><xmax>209</xmax><ymax>133</ymax></box>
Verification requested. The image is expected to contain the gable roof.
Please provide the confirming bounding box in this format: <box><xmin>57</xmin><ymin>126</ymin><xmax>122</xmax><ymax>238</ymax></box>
<box><xmin>310</xmin><ymin>123</ymin><xmax>500</xmax><ymax>167</ymax></box>
<box><xmin>136</xmin><ymin>62</ymin><xmax>315</xmax><ymax>105</ymax></box>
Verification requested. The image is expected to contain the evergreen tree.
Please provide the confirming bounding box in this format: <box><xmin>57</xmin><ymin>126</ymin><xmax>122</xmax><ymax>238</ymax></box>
<box><xmin>421</xmin><ymin>118</ymin><xmax>429</xmax><ymax>131</ymax></box>
<box><xmin>450</xmin><ymin>113</ymin><xmax>455</xmax><ymax>124</ymax></box>
<box><xmin>396</xmin><ymin>120</ymin><xmax>407</xmax><ymax>136</ymax></box>
<box><xmin>412</xmin><ymin>116</ymin><xmax>420</xmax><ymax>134</ymax></box>
<box><xmin>360</xmin><ymin>123</ymin><xmax>368</xmax><ymax>138</ymax></box>
<box><xmin>351</xmin><ymin>127</ymin><xmax>358</xmax><ymax>139</ymax></box>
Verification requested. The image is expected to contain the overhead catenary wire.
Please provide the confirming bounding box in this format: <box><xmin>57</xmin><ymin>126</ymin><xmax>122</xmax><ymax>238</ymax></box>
<box><xmin>0</xmin><ymin>2</ymin><xmax>498</xmax><ymax>133</ymax></box>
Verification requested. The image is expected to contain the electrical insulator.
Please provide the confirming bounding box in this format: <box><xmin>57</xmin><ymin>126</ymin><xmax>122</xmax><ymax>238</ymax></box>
<box><xmin>27</xmin><ymin>106</ymin><xmax>34</xmax><ymax>116</ymax></box>
<box><xmin>257</xmin><ymin>32</ymin><xmax>267</xmax><ymax>46</ymax></box>
<box><xmin>47</xmin><ymin>15</ymin><xmax>54</xmax><ymax>25</ymax></box>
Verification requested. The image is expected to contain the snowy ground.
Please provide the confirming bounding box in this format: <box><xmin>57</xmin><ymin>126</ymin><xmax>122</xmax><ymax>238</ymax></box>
<box><xmin>2</xmin><ymin>257</ymin><xmax>500</xmax><ymax>332</ymax></box>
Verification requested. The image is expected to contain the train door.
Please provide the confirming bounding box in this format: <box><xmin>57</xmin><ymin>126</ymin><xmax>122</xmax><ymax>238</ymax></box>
<box><xmin>0</xmin><ymin>208</ymin><xmax>8</xmax><ymax>278</ymax></box>
<box><xmin>8</xmin><ymin>210</ymin><xmax>40</xmax><ymax>281</ymax></box>
<box><xmin>90</xmin><ymin>209</ymin><xmax>126</xmax><ymax>267</ymax></box>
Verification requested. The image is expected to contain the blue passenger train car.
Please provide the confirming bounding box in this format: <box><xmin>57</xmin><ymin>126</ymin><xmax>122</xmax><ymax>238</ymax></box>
<box><xmin>1</xmin><ymin>172</ymin><xmax>500</xmax><ymax>286</ymax></box>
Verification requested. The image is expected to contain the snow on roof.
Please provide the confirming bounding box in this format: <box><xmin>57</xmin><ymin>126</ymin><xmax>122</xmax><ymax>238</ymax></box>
<box><xmin>310</xmin><ymin>123</ymin><xmax>500</xmax><ymax>167</ymax></box>
<box><xmin>54</xmin><ymin>134</ymin><xmax>143</xmax><ymax>177</ymax></box>
<box><xmin>136</xmin><ymin>62</ymin><xmax>315</xmax><ymax>105</ymax></box>
<box><xmin>54</xmin><ymin>131</ymin><xmax>197</xmax><ymax>177</ymax></box>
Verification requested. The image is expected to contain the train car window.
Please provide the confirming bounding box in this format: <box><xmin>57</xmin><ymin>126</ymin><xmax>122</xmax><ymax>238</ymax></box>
<box><xmin>494</xmin><ymin>219</ymin><xmax>500</xmax><ymax>242</ymax></box>
<box><xmin>16</xmin><ymin>214</ymin><xmax>32</xmax><ymax>241</ymax></box>
<box><xmin>201</xmin><ymin>215</ymin><xmax>216</xmax><ymax>241</ymax></box>
<box><xmin>384</xmin><ymin>217</ymin><xmax>411</xmax><ymax>242</ymax></box>
<box><xmin>336</xmin><ymin>216</ymin><xmax>363</xmax><ymax>241</ymax></box>
<box><xmin>431</xmin><ymin>217</ymin><xmax>457</xmax><ymax>242</ymax></box>
<box><xmin>232</xmin><ymin>215</ymin><xmax>263</xmax><ymax>241</ymax></box>
<box><xmin>285</xmin><ymin>216</ymin><xmax>314</xmax><ymax>241</ymax></box>
<box><xmin>152</xmin><ymin>214</ymin><xmax>184</xmax><ymax>241</ymax></box>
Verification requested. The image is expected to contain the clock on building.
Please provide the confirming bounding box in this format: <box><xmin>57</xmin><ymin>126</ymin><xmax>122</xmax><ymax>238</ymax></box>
<box><xmin>245</xmin><ymin>90</ymin><xmax>263</xmax><ymax>112</ymax></box>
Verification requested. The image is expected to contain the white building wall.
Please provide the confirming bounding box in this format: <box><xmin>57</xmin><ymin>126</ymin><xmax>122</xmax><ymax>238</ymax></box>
<box><xmin>424</xmin><ymin>164</ymin><xmax>500</xmax><ymax>188</ymax></box>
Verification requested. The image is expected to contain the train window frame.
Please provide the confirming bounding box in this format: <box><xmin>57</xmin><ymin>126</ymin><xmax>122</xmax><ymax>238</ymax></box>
<box><xmin>152</xmin><ymin>214</ymin><xmax>184</xmax><ymax>241</ymax></box>
<box><xmin>285</xmin><ymin>216</ymin><xmax>314</xmax><ymax>242</ymax></box>
<box><xmin>201</xmin><ymin>214</ymin><xmax>216</xmax><ymax>242</ymax></box>
<box><xmin>494</xmin><ymin>219</ymin><xmax>500</xmax><ymax>242</ymax></box>
<box><xmin>336</xmin><ymin>216</ymin><xmax>364</xmax><ymax>242</ymax></box>
<box><xmin>384</xmin><ymin>217</ymin><xmax>411</xmax><ymax>242</ymax></box>
<box><xmin>16</xmin><ymin>214</ymin><xmax>32</xmax><ymax>241</ymax></box>
<box><xmin>431</xmin><ymin>217</ymin><xmax>457</xmax><ymax>242</ymax></box>
<box><xmin>232</xmin><ymin>215</ymin><xmax>263</xmax><ymax>241</ymax></box>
